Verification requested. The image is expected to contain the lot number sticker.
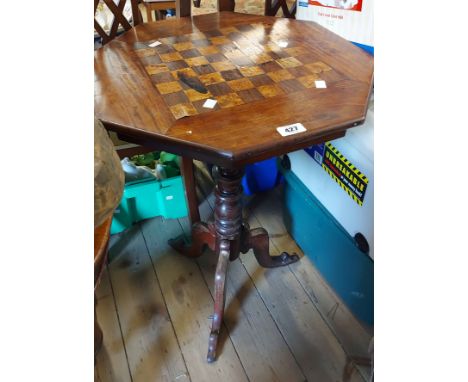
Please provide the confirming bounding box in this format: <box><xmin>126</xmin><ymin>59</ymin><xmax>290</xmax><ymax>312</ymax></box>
<box><xmin>277</xmin><ymin>123</ymin><xmax>307</xmax><ymax>137</ymax></box>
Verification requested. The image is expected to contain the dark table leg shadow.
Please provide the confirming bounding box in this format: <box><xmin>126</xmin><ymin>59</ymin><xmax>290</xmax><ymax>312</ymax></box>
<box><xmin>169</xmin><ymin>166</ymin><xmax>299</xmax><ymax>362</ymax></box>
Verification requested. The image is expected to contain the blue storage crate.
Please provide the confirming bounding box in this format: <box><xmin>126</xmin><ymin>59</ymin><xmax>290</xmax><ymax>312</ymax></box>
<box><xmin>280</xmin><ymin>164</ymin><xmax>374</xmax><ymax>325</ymax></box>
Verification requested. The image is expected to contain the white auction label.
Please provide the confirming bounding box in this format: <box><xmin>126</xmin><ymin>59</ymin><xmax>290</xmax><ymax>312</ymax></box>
<box><xmin>149</xmin><ymin>41</ymin><xmax>162</xmax><ymax>47</ymax></box>
<box><xmin>203</xmin><ymin>99</ymin><xmax>217</xmax><ymax>109</ymax></box>
<box><xmin>315</xmin><ymin>80</ymin><xmax>327</xmax><ymax>88</ymax></box>
<box><xmin>276</xmin><ymin>123</ymin><xmax>307</xmax><ymax>137</ymax></box>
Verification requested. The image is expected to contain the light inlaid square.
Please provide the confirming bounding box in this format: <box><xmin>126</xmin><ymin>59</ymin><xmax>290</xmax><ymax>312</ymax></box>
<box><xmin>238</xmin><ymin>66</ymin><xmax>265</xmax><ymax>77</ymax></box>
<box><xmin>210</xmin><ymin>36</ymin><xmax>232</xmax><ymax>45</ymax></box>
<box><xmin>239</xmin><ymin>45</ymin><xmax>263</xmax><ymax>56</ymax></box>
<box><xmin>285</xmin><ymin>47</ymin><xmax>308</xmax><ymax>56</ymax></box>
<box><xmin>156</xmin><ymin>81</ymin><xmax>183</xmax><ymax>94</ymax></box>
<box><xmin>217</xmin><ymin>93</ymin><xmax>245</xmax><ymax>108</ymax></box>
<box><xmin>197</xmin><ymin>45</ymin><xmax>220</xmax><ymax>55</ymax></box>
<box><xmin>263</xmin><ymin>42</ymin><xmax>281</xmax><ymax>52</ymax></box>
<box><xmin>297</xmin><ymin>74</ymin><xmax>320</xmax><ymax>88</ymax></box>
<box><xmin>219</xmin><ymin>26</ymin><xmax>239</xmax><ymax>35</ymax></box>
<box><xmin>257</xmin><ymin>84</ymin><xmax>285</xmax><ymax>98</ymax></box>
<box><xmin>184</xmin><ymin>89</ymin><xmax>212</xmax><ymax>102</ymax></box>
<box><xmin>267</xmin><ymin>69</ymin><xmax>294</xmax><ymax>82</ymax></box>
<box><xmin>170</xmin><ymin>103</ymin><xmax>198</xmax><ymax>119</ymax></box>
<box><xmin>171</xmin><ymin>68</ymin><xmax>197</xmax><ymax>80</ymax></box>
<box><xmin>199</xmin><ymin>72</ymin><xmax>225</xmax><ymax>86</ymax></box>
<box><xmin>145</xmin><ymin>64</ymin><xmax>169</xmax><ymax>75</ymax></box>
<box><xmin>185</xmin><ymin>56</ymin><xmax>210</xmax><ymax>66</ymax></box>
<box><xmin>227</xmin><ymin>78</ymin><xmax>255</xmax><ymax>91</ymax></box>
<box><xmin>187</xmin><ymin>32</ymin><xmax>206</xmax><ymax>41</ymax></box>
<box><xmin>251</xmin><ymin>53</ymin><xmax>274</xmax><ymax>64</ymax></box>
<box><xmin>305</xmin><ymin>61</ymin><xmax>333</xmax><ymax>74</ymax></box>
<box><xmin>135</xmin><ymin>48</ymin><xmax>157</xmax><ymax>57</ymax></box>
<box><xmin>160</xmin><ymin>52</ymin><xmax>184</xmax><ymax>62</ymax></box>
<box><xmin>224</xmin><ymin>49</ymin><xmax>246</xmax><ymax>59</ymax></box>
<box><xmin>173</xmin><ymin>41</ymin><xmax>195</xmax><ymax>51</ymax></box>
<box><xmin>276</xmin><ymin>57</ymin><xmax>303</xmax><ymax>69</ymax></box>
<box><xmin>211</xmin><ymin>61</ymin><xmax>237</xmax><ymax>72</ymax></box>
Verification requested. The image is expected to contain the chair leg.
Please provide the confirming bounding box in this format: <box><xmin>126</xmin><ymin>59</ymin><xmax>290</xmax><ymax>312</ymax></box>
<box><xmin>181</xmin><ymin>157</ymin><xmax>201</xmax><ymax>225</ymax></box>
<box><xmin>207</xmin><ymin>239</ymin><xmax>230</xmax><ymax>363</ymax></box>
<box><xmin>94</xmin><ymin>294</ymin><xmax>103</xmax><ymax>362</ymax></box>
<box><xmin>145</xmin><ymin>5</ymin><xmax>153</xmax><ymax>22</ymax></box>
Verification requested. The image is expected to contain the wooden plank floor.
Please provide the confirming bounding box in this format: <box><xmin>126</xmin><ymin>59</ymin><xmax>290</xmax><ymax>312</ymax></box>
<box><xmin>95</xmin><ymin>180</ymin><xmax>372</xmax><ymax>382</ymax></box>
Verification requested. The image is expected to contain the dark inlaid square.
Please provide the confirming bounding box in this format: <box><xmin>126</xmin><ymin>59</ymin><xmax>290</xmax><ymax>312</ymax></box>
<box><xmin>260</xmin><ymin>60</ymin><xmax>283</xmax><ymax>73</ymax></box>
<box><xmin>155</xmin><ymin>44</ymin><xmax>176</xmax><ymax>54</ymax></box>
<box><xmin>268</xmin><ymin>50</ymin><xmax>290</xmax><ymax>59</ymax></box>
<box><xmin>173</xmin><ymin>35</ymin><xmax>191</xmax><ymax>43</ymax></box>
<box><xmin>192</xmin><ymin>64</ymin><xmax>216</xmax><ymax>75</ymax></box>
<box><xmin>287</xmin><ymin>65</ymin><xmax>312</xmax><ymax>78</ymax></box>
<box><xmin>227</xmin><ymin>32</ymin><xmax>245</xmax><ymax>41</ymax></box>
<box><xmin>160</xmin><ymin>36</ymin><xmax>178</xmax><ymax>44</ymax></box>
<box><xmin>237</xmin><ymin>88</ymin><xmax>264</xmax><ymax>103</ymax></box>
<box><xmin>192</xmin><ymin>98</ymin><xmax>221</xmax><ymax>114</ymax></box>
<box><xmin>220</xmin><ymin>69</ymin><xmax>243</xmax><ymax>81</ymax></box>
<box><xmin>140</xmin><ymin>55</ymin><xmax>162</xmax><ymax>66</ymax></box>
<box><xmin>150</xmin><ymin>71</ymin><xmax>175</xmax><ymax>84</ymax></box>
<box><xmin>249</xmin><ymin>74</ymin><xmax>274</xmax><ymax>87</ymax></box>
<box><xmin>192</xmin><ymin>39</ymin><xmax>213</xmax><ymax>48</ymax></box>
<box><xmin>206</xmin><ymin>82</ymin><xmax>232</xmax><ymax>96</ymax></box>
<box><xmin>236</xmin><ymin>24</ymin><xmax>255</xmax><ymax>32</ymax></box>
<box><xmin>277</xmin><ymin>78</ymin><xmax>306</xmax><ymax>94</ymax></box>
<box><xmin>204</xmin><ymin>29</ymin><xmax>223</xmax><ymax>37</ymax></box>
<box><xmin>133</xmin><ymin>42</ymin><xmax>149</xmax><ymax>50</ymax></box>
<box><xmin>162</xmin><ymin>91</ymin><xmax>190</xmax><ymax>107</ymax></box>
<box><xmin>166</xmin><ymin>60</ymin><xmax>189</xmax><ymax>71</ymax></box>
<box><xmin>180</xmin><ymin>48</ymin><xmax>202</xmax><ymax>59</ymax></box>
<box><xmin>206</xmin><ymin>53</ymin><xmax>227</xmax><ymax>63</ymax></box>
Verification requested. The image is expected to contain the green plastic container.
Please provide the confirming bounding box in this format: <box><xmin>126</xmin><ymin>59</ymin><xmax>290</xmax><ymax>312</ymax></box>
<box><xmin>110</xmin><ymin>175</ymin><xmax>188</xmax><ymax>234</ymax></box>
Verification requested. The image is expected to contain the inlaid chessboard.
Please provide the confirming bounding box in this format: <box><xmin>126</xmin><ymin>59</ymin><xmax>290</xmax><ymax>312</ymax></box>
<box><xmin>133</xmin><ymin>23</ymin><xmax>341</xmax><ymax>120</ymax></box>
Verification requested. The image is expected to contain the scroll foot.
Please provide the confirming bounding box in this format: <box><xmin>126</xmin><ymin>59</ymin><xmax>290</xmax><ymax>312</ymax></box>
<box><xmin>169</xmin><ymin>222</ymin><xmax>216</xmax><ymax>258</ymax></box>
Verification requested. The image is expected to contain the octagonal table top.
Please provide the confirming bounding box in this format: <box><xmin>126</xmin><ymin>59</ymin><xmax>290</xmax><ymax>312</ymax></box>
<box><xmin>94</xmin><ymin>12</ymin><xmax>373</xmax><ymax>167</ymax></box>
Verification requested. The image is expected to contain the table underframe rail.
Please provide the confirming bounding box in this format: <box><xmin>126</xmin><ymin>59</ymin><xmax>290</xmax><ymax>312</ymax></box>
<box><xmin>169</xmin><ymin>166</ymin><xmax>299</xmax><ymax>362</ymax></box>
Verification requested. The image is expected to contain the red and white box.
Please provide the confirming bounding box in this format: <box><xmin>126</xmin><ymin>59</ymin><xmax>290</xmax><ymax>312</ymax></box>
<box><xmin>296</xmin><ymin>0</ymin><xmax>374</xmax><ymax>51</ymax></box>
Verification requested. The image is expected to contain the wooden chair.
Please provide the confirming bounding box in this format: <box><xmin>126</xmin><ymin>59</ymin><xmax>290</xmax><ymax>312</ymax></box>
<box><xmin>94</xmin><ymin>0</ymin><xmax>200</xmax><ymax>224</ymax></box>
<box><xmin>94</xmin><ymin>0</ymin><xmax>143</xmax><ymax>45</ymax></box>
<box><xmin>94</xmin><ymin>216</ymin><xmax>113</xmax><ymax>359</ymax></box>
<box><xmin>142</xmin><ymin>0</ymin><xmax>176</xmax><ymax>21</ymax></box>
<box><xmin>264</xmin><ymin>0</ymin><xmax>296</xmax><ymax>18</ymax></box>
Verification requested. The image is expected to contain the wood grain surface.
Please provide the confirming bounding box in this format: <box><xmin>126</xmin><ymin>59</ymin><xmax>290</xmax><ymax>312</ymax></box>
<box><xmin>95</xmin><ymin>12</ymin><xmax>373</xmax><ymax>167</ymax></box>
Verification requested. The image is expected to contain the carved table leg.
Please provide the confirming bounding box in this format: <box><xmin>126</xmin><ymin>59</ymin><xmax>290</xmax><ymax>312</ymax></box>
<box><xmin>170</xmin><ymin>165</ymin><xmax>300</xmax><ymax>362</ymax></box>
<box><xmin>94</xmin><ymin>293</ymin><xmax>103</xmax><ymax>363</ymax></box>
<box><xmin>242</xmin><ymin>226</ymin><xmax>300</xmax><ymax>268</ymax></box>
<box><xmin>206</xmin><ymin>167</ymin><xmax>243</xmax><ymax>362</ymax></box>
<box><xmin>207</xmin><ymin>239</ymin><xmax>230</xmax><ymax>362</ymax></box>
<box><xmin>169</xmin><ymin>222</ymin><xmax>215</xmax><ymax>258</ymax></box>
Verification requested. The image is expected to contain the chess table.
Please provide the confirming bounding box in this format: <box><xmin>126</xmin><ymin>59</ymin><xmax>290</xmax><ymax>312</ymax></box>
<box><xmin>94</xmin><ymin>11</ymin><xmax>374</xmax><ymax>363</ymax></box>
